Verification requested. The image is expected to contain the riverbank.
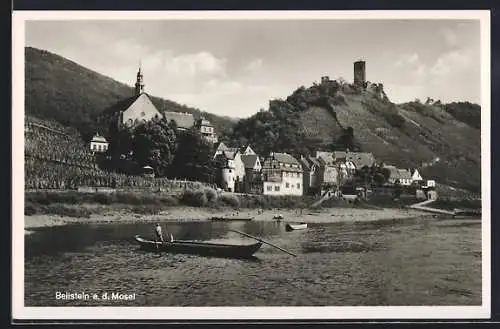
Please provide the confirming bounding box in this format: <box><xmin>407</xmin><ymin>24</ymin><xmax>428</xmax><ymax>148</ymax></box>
<box><xmin>25</xmin><ymin>206</ymin><xmax>432</xmax><ymax>231</ymax></box>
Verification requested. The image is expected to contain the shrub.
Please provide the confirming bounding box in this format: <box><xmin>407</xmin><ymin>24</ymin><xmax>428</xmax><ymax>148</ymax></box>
<box><xmin>115</xmin><ymin>192</ymin><xmax>143</xmax><ymax>205</ymax></box>
<box><xmin>204</xmin><ymin>188</ymin><xmax>218</xmax><ymax>204</ymax></box>
<box><xmin>43</xmin><ymin>204</ymin><xmax>91</xmax><ymax>218</ymax></box>
<box><xmin>92</xmin><ymin>193</ymin><xmax>113</xmax><ymax>205</ymax></box>
<box><xmin>181</xmin><ymin>189</ymin><xmax>208</xmax><ymax>207</ymax></box>
<box><xmin>25</xmin><ymin>202</ymin><xmax>39</xmax><ymax>215</ymax></box>
<box><xmin>384</xmin><ymin>112</ymin><xmax>406</xmax><ymax>128</ymax></box>
<box><xmin>218</xmin><ymin>194</ymin><xmax>240</xmax><ymax>209</ymax></box>
<box><xmin>158</xmin><ymin>195</ymin><xmax>179</xmax><ymax>207</ymax></box>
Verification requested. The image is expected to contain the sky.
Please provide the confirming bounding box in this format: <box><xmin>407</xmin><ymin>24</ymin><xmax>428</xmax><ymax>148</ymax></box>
<box><xmin>25</xmin><ymin>18</ymin><xmax>481</xmax><ymax>118</ymax></box>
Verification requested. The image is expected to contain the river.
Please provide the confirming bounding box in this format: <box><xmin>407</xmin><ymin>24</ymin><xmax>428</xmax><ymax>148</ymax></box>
<box><xmin>25</xmin><ymin>216</ymin><xmax>481</xmax><ymax>306</ymax></box>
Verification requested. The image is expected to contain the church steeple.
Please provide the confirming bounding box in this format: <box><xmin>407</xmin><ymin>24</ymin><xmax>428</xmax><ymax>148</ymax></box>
<box><xmin>135</xmin><ymin>62</ymin><xmax>145</xmax><ymax>95</ymax></box>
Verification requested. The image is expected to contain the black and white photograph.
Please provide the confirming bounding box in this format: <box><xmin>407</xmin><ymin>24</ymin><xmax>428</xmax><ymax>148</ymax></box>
<box><xmin>12</xmin><ymin>10</ymin><xmax>490</xmax><ymax>320</ymax></box>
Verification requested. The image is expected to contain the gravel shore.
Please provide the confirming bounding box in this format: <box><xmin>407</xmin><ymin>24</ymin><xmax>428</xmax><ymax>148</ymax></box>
<box><xmin>24</xmin><ymin>206</ymin><xmax>431</xmax><ymax>233</ymax></box>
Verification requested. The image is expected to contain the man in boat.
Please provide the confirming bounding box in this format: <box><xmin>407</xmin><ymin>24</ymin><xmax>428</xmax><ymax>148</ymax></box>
<box><xmin>154</xmin><ymin>223</ymin><xmax>174</xmax><ymax>244</ymax></box>
<box><xmin>154</xmin><ymin>223</ymin><xmax>164</xmax><ymax>244</ymax></box>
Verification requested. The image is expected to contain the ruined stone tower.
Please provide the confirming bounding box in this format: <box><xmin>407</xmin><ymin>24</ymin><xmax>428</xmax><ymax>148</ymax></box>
<box><xmin>353</xmin><ymin>60</ymin><xmax>366</xmax><ymax>86</ymax></box>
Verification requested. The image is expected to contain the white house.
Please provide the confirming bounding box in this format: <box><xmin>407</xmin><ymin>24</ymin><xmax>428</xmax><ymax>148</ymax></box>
<box><xmin>90</xmin><ymin>133</ymin><xmax>109</xmax><ymax>153</ymax></box>
<box><xmin>214</xmin><ymin>149</ymin><xmax>245</xmax><ymax>192</ymax></box>
<box><xmin>262</xmin><ymin>152</ymin><xmax>303</xmax><ymax>196</ymax></box>
<box><xmin>426</xmin><ymin>180</ymin><xmax>436</xmax><ymax>188</ymax></box>
<box><xmin>411</xmin><ymin>168</ymin><xmax>424</xmax><ymax>183</ymax></box>
<box><xmin>397</xmin><ymin>169</ymin><xmax>413</xmax><ymax>186</ymax></box>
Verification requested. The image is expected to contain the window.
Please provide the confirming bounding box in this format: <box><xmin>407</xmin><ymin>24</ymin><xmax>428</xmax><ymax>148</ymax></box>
<box><xmin>286</xmin><ymin>182</ymin><xmax>290</xmax><ymax>188</ymax></box>
<box><xmin>92</xmin><ymin>144</ymin><xmax>97</xmax><ymax>150</ymax></box>
<box><xmin>228</xmin><ymin>169</ymin><xmax>232</xmax><ymax>173</ymax></box>
<box><xmin>297</xmin><ymin>183</ymin><xmax>301</xmax><ymax>189</ymax></box>
<box><xmin>267</xmin><ymin>185</ymin><xmax>272</xmax><ymax>191</ymax></box>
<box><xmin>274</xmin><ymin>186</ymin><xmax>280</xmax><ymax>191</ymax></box>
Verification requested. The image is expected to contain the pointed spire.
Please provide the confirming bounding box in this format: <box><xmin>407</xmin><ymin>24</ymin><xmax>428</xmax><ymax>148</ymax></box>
<box><xmin>135</xmin><ymin>61</ymin><xmax>144</xmax><ymax>95</ymax></box>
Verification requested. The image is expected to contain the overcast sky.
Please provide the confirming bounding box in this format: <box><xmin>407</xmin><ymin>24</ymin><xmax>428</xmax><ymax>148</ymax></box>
<box><xmin>25</xmin><ymin>19</ymin><xmax>481</xmax><ymax>118</ymax></box>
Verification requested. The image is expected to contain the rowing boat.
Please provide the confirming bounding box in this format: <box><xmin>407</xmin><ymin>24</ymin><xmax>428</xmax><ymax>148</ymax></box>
<box><xmin>285</xmin><ymin>223</ymin><xmax>308</xmax><ymax>231</ymax></box>
<box><xmin>210</xmin><ymin>216</ymin><xmax>254</xmax><ymax>221</ymax></box>
<box><xmin>134</xmin><ymin>235</ymin><xmax>262</xmax><ymax>258</ymax></box>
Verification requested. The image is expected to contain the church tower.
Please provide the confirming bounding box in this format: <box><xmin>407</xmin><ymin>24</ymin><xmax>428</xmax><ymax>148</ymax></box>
<box><xmin>135</xmin><ymin>63</ymin><xmax>145</xmax><ymax>95</ymax></box>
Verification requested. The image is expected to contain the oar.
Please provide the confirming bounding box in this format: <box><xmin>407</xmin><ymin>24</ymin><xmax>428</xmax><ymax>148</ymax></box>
<box><xmin>229</xmin><ymin>229</ymin><xmax>297</xmax><ymax>257</ymax></box>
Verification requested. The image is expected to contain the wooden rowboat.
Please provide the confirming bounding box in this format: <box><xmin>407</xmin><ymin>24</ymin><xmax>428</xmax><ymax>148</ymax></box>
<box><xmin>285</xmin><ymin>223</ymin><xmax>308</xmax><ymax>231</ymax></box>
<box><xmin>210</xmin><ymin>216</ymin><xmax>254</xmax><ymax>222</ymax></box>
<box><xmin>134</xmin><ymin>235</ymin><xmax>262</xmax><ymax>258</ymax></box>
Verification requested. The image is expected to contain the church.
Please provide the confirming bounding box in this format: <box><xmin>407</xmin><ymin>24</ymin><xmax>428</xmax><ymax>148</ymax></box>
<box><xmin>97</xmin><ymin>65</ymin><xmax>163</xmax><ymax>131</ymax></box>
<box><xmin>96</xmin><ymin>65</ymin><xmax>218</xmax><ymax>143</ymax></box>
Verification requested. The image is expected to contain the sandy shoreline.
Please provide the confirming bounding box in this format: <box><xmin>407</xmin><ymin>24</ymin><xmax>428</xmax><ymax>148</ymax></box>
<box><xmin>24</xmin><ymin>206</ymin><xmax>433</xmax><ymax>233</ymax></box>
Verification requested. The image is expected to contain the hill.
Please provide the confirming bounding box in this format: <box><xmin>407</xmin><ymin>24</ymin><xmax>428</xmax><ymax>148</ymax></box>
<box><xmin>24</xmin><ymin>47</ymin><xmax>236</xmax><ymax>140</ymax></box>
<box><xmin>226</xmin><ymin>78</ymin><xmax>481</xmax><ymax>193</ymax></box>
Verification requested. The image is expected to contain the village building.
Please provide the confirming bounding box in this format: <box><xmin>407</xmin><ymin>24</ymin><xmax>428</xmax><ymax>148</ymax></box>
<box><xmin>194</xmin><ymin>116</ymin><xmax>218</xmax><ymax>143</ymax></box>
<box><xmin>333</xmin><ymin>150</ymin><xmax>376</xmax><ymax>170</ymax></box>
<box><xmin>317</xmin><ymin>151</ymin><xmax>354</xmax><ymax>183</ymax></box>
<box><xmin>242</xmin><ymin>145</ymin><xmax>257</xmax><ymax>155</ymax></box>
<box><xmin>164</xmin><ymin>111</ymin><xmax>195</xmax><ymax>131</ymax></box>
<box><xmin>214</xmin><ymin>148</ymin><xmax>245</xmax><ymax>192</ymax></box>
<box><xmin>241</xmin><ymin>153</ymin><xmax>263</xmax><ymax>194</ymax></box>
<box><xmin>426</xmin><ymin>180</ymin><xmax>436</xmax><ymax>188</ymax></box>
<box><xmin>397</xmin><ymin>169</ymin><xmax>413</xmax><ymax>186</ymax></box>
<box><xmin>262</xmin><ymin>152</ymin><xmax>303</xmax><ymax>196</ymax></box>
<box><xmin>90</xmin><ymin>133</ymin><xmax>109</xmax><ymax>153</ymax></box>
<box><xmin>384</xmin><ymin>165</ymin><xmax>400</xmax><ymax>185</ymax></box>
<box><xmin>410</xmin><ymin>168</ymin><xmax>424</xmax><ymax>184</ymax></box>
<box><xmin>299</xmin><ymin>156</ymin><xmax>321</xmax><ymax>194</ymax></box>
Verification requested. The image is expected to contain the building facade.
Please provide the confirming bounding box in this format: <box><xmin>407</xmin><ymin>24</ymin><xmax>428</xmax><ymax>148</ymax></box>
<box><xmin>195</xmin><ymin>117</ymin><xmax>218</xmax><ymax>144</ymax></box>
<box><xmin>98</xmin><ymin>65</ymin><xmax>163</xmax><ymax>132</ymax></box>
<box><xmin>90</xmin><ymin>133</ymin><xmax>109</xmax><ymax>153</ymax></box>
<box><xmin>262</xmin><ymin>153</ymin><xmax>303</xmax><ymax>196</ymax></box>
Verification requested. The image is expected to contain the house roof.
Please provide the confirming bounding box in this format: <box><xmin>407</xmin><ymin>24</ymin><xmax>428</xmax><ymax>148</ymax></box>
<box><xmin>197</xmin><ymin>117</ymin><xmax>213</xmax><ymax>127</ymax></box>
<box><xmin>317</xmin><ymin>153</ymin><xmax>335</xmax><ymax>166</ymax></box>
<box><xmin>91</xmin><ymin>134</ymin><xmax>107</xmax><ymax>143</ymax></box>
<box><xmin>216</xmin><ymin>142</ymin><xmax>229</xmax><ymax>151</ymax></box>
<box><xmin>163</xmin><ymin>111</ymin><xmax>195</xmax><ymax>130</ymax></box>
<box><xmin>241</xmin><ymin>154</ymin><xmax>260</xmax><ymax>169</ymax></box>
<box><xmin>398</xmin><ymin>169</ymin><xmax>412</xmax><ymax>179</ymax></box>
<box><xmin>300</xmin><ymin>156</ymin><xmax>319</xmax><ymax>170</ymax></box>
<box><xmin>101</xmin><ymin>94</ymin><xmax>143</xmax><ymax>115</ymax></box>
<box><xmin>273</xmin><ymin>152</ymin><xmax>300</xmax><ymax>166</ymax></box>
<box><xmin>384</xmin><ymin>165</ymin><xmax>400</xmax><ymax>180</ymax></box>
<box><xmin>345</xmin><ymin>152</ymin><xmax>376</xmax><ymax>169</ymax></box>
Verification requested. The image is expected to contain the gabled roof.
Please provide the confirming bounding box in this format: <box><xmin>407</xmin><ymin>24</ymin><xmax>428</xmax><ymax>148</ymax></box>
<box><xmin>216</xmin><ymin>142</ymin><xmax>229</xmax><ymax>151</ymax></box>
<box><xmin>272</xmin><ymin>152</ymin><xmax>301</xmax><ymax>166</ymax></box>
<box><xmin>316</xmin><ymin>152</ymin><xmax>335</xmax><ymax>166</ymax></box>
<box><xmin>101</xmin><ymin>94</ymin><xmax>143</xmax><ymax>116</ymax></box>
<box><xmin>398</xmin><ymin>169</ymin><xmax>412</xmax><ymax>180</ymax></box>
<box><xmin>91</xmin><ymin>134</ymin><xmax>108</xmax><ymax>143</ymax></box>
<box><xmin>346</xmin><ymin>152</ymin><xmax>375</xmax><ymax>169</ymax></box>
<box><xmin>163</xmin><ymin>111</ymin><xmax>195</xmax><ymax>130</ymax></box>
<box><xmin>384</xmin><ymin>165</ymin><xmax>400</xmax><ymax>180</ymax></box>
<box><xmin>241</xmin><ymin>154</ymin><xmax>260</xmax><ymax>169</ymax></box>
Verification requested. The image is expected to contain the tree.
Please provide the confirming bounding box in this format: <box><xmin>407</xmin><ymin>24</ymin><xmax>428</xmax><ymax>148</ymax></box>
<box><xmin>169</xmin><ymin>128</ymin><xmax>216</xmax><ymax>183</ymax></box>
<box><xmin>130</xmin><ymin>119</ymin><xmax>177</xmax><ymax>176</ymax></box>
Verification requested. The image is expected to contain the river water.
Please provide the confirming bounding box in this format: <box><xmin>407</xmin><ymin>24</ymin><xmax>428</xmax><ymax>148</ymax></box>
<box><xmin>25</xmin><ymin>216</ymin><xmax>481</xmax><ymax>306</ymax></box>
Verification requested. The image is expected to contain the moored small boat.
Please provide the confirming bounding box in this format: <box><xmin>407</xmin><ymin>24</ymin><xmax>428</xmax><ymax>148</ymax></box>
<box><xmin>285</xmin><ymin>223</ymin><xmax>308</xmax><ymax>231</ymax></box>
<box><xmin>134</xmin><ymin>235</ymin><xmax>262</xmax><ymax>258</ymax></box>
